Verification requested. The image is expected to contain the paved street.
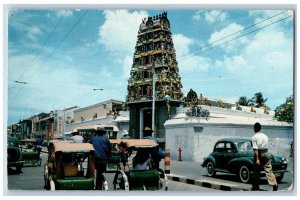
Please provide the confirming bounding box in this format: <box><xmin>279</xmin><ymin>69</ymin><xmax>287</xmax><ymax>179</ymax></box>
<box><xmin>163</xmin><ymin>158</ymin><xmax>294</xmax><ymax>192</ymax></box>
<box><xmin>6</xmin><ymin>147</ymin><xmax>294</xmax><ymax>194</ymax></box>
<box><xmin>6</xmin><ymin>150</ymin><xmax>218</xmax><ymax>193</ymax></box>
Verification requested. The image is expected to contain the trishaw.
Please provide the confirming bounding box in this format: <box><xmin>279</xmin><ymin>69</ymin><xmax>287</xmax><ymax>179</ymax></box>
<box><xmin>112</xmin><ymin>139</ymin><xmax>168</xmax><ymax>191</ymax></box>
<box><xmin>44</xmin><ymin>141</ymin><xmax>96</xmax><ymax>190</ymax></box>
<box><xmin>20</xmin><ymin>139</ymin><xmax>42</xmax><ymax>166</ymax></box>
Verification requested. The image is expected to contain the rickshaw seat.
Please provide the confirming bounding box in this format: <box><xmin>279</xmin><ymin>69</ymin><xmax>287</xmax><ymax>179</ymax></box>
<box><xmin>64</xmin><ymin>164</ymin><xmax>79</xmax><ymax>177</ymax></box>
<box><xmin>56</xmin><ymin>178</ymin><xmax>94</xmax><ymax>190</ymax></box>
<box><xmin>126</xmin><ymin>169</ymin><xmax>160</xmax><ymax>190</ymax></box>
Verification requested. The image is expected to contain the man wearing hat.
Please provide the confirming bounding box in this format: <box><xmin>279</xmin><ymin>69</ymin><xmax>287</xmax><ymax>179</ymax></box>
<box><xmin>121</xmin><ymin>130</ymin><xmax>131</xmax><ymax>139</ymax></box>
<box><xmin>143</xmin><ymin>127</ymin><xmax>163</xmax><ymax>169</ymax></box>
<box><xmin>89</xmin><ymin>127</ymin><xmax>111</xmax><ymax>190</ymax></box>
<box><xmin>70</xmin><ymin>131</ymin><xmax>84</xmax><ymax>143</ymax></box>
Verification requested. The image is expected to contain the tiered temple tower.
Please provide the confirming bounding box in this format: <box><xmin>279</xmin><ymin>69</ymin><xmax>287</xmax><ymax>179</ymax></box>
<box><xmin>126</xmin><ymin>12</ymin><xmax>183</xmax><ymax>145</ymax></box>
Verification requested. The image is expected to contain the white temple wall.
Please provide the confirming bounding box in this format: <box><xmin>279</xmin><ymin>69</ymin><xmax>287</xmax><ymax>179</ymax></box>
<box><xmin>165</xmin><ymin>123</ymin><xmax>293</xmax><ymax>162</ymax></box>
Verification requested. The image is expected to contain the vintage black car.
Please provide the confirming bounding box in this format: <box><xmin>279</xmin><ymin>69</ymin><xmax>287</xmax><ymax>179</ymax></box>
<box><xmin>7</xmin><ymin>136</ymin><xmax>24</xmax><ymax>173</ymax></box>
<box><xmin>201</xmin><ymin>138</ymin><xmax>288</xmax><ymax>183</ymax></box>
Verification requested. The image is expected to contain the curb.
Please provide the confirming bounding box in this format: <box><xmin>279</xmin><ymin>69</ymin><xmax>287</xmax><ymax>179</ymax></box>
<box><xmin>166</xmin><ymin>174</ymin><xmax>249</xmax><ymax>191</ymax></box>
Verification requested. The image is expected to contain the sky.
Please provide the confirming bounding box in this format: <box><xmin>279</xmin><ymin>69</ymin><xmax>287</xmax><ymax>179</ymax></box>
<box><xmin>6</xmin><ymin>8</ymin><xmax>294</xmax><ymax>125</ymax></box>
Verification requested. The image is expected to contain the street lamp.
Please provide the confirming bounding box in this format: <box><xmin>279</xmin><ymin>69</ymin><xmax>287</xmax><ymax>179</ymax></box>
<box><xmin>152</xmin><ymin>71</ymin><xmax>157</xmax><ymax>135</ymax></box>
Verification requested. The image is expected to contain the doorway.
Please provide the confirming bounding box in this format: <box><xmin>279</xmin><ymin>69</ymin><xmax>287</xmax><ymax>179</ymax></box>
<box><xmin>143</xmin><ymin>109</ymin><xmax>152</xmax><ymax>130</ymax></box>
<box><xmin>140</xmin><ymin>108</ymin><xmax>152</xmax><ymax>138</ymax></box>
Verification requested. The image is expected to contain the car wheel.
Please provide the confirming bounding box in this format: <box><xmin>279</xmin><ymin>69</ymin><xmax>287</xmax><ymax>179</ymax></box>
<box><xmin>276</xmin><ymin>173</ymin><xmax>284</xmax><ymax>183</ymax></box>
<box><xmin>206</xmin><ymin>161</ymin><xmax>216</xmax><ymax>177</ymax></box>
<box><xmin>239</xmin><ymin>165</ymin><xmax>251</xmax><ymax>183</ymax></box>
<box><xmin>113</xmin><ymin>170</ymin><xmax>129</xmax><ymax>191</ymax></box>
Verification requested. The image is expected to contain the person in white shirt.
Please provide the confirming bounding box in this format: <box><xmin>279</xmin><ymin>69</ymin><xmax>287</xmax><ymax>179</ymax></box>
<box><xmin>251</xmin><ymin>122</ymin><xmax>278</xmax><ymax>191</ymax></box>
<box><xmin>70</xmin><ymin>132</ymin><xmax>84</xmax><ymax>143</ymax></box>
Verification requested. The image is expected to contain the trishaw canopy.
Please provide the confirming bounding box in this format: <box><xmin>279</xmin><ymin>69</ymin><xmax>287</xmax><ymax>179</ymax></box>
<box><xmin>120</xmin><ymin>139</ymin><xmax>158</xmax><ymax>148</ymax></box>
<box><xmin>53</xmin><ymin>143</ymin><xmax>94</xmax><ymax>153</ymax></box>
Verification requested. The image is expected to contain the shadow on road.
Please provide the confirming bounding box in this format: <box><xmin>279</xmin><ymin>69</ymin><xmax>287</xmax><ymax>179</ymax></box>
<box><xmin>7</xmin><ymin>167</ymin><xmax>23</xmax><ymax>175</ymax></box>
<box><xmin>203</xmin><ymin>173</ymin><xmax>288</xmax><ymax>186</ymax></box>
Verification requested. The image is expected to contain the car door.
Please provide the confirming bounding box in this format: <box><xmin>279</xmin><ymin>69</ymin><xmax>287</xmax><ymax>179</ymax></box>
<box><xmin>223</xmin><ymin>142</ymin><xmax>237</xmax><ymax>168</ymax></box>
<box><xmin>213</xmin><ymin>142</ymin><xmax>227</xmax><ymax>169</ymax></box>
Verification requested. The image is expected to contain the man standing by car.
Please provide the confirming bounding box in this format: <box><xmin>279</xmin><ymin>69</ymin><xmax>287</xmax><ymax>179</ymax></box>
<box><xmin>89</xmin><ymin>128</ymin><xmax>111</xmax><ymax>190</ymax></box>
<box><xmin>251</xmin><ymin>122</ymin><xmax>278</xmax><ymax>191</ymax></box>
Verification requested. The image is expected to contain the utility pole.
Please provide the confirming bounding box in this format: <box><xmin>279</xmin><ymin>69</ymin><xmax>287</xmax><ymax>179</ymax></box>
<box><xmin>152</xmin><ymin>71</ymin><xmax>157</xmax><ymax>136</ymax></box>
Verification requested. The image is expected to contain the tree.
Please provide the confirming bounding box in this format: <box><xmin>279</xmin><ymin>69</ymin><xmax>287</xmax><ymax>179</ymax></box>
<box><xmin>274</xmin><ymin>95</ymin><xmax>293</xmax><ymax>123</ymax></box>
<box><xmin>237</xmin><ymin>96</ymin><xmax>253</xmax><ymax>106</ymax></box>
<box><xmin>252</xmin><ymin>92</ymin><xmax>269</xmax><ymax>109</ymax></box>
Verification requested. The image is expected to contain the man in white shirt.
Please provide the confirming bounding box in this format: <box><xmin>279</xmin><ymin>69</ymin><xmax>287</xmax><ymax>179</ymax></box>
<box><xmin>251</xmin><ymin>122</ymin><xmax>278</xmax><ymax>191</ymax></box>
<box><xmin>71</xmin><ymin>131</ymin><xmax>84</xmax><ymax>143</ymax></box>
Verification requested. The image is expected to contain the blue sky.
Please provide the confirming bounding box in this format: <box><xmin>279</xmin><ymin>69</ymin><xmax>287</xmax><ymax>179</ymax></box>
<box><xmin>6</xmin><ymin>9</ymin><xmax>294</xmax><ymax>125</ymax></box>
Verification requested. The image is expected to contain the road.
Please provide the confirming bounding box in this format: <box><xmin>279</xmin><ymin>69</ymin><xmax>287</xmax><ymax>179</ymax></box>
<box><xmin>167</xmin><ymin>158</ymin><xmax>294</xmax><ymax>192</ymax></box>
<box><xmin>6</xmin><ymin>149</ymin><xmax>294</xmax><ymax>193</ymax></box>
<box><xmin>6</xmin><ymin>151</ymin><xmax>218</xmax><ymax>193</ymax></box>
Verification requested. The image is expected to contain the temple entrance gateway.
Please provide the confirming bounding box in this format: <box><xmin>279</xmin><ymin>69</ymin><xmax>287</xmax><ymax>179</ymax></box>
<box><xmin>126</xmin><ymin>12</ymin><xmax>184</xmax><ymax>145</ymax></box>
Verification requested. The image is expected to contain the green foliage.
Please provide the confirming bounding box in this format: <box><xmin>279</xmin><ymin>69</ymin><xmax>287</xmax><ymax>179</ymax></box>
<box><xmin>274</xmin><ymin>95</ymin><xmax>294</xmax><ymax>123</ymax></box>
<box><xmin>237</xmin><ymin>92</ymin><xmax>269</xmax><ymax>110</ymax></box>
<box><xmin>252</xmin><ymin>92</ymin><xmax>268</xmax><ymax>108</ymax></box>
<box><xmin>238</xmin><ymin>96</ymin><xmax>253</xmax><ymax>106</ymax></box>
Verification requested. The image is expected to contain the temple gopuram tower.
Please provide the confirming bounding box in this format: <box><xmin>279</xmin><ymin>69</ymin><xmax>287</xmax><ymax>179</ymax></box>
<box><xmin>126</xmin><ymin>12</ymin><xmax>183</xmax><ymax>145</ymax></box>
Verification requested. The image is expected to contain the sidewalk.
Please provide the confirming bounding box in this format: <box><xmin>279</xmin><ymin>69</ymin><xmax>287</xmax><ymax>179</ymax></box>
<box><xmin>161</xmin><ymin>159</ymin><xmax>293</xmax><ymax>192</ymax></box>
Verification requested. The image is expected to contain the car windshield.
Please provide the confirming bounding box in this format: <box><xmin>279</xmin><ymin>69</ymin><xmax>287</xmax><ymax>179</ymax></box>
<box><xmin>236</xmin><ymin>141</ymin><xmax>252</xmax><ymax>152</ymax></box>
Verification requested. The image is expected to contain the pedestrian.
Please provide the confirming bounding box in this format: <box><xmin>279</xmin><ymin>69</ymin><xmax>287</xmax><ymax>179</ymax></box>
<box><xmin>251</xmin><ymin>122</ymin><xmax>278</xmax><ymax>191</ymax></box>
<box><xmin>121</xmin><ymin>130</ymin><xmax>131</xmax><ymax>139</ymax></box>
<box><xmin>70</xmin><ymin>131</ymin><xmax>84</xmax><ymax>143</ymax></box>
<box><xmin>143</xmin><ymin>127</ymin><xmax>165</xmax><ymax>169</ymax></box>
<box><xmin>89</xmin><ymin>128</ymin><xmax>111</xmax><ymax>190</ymax></box>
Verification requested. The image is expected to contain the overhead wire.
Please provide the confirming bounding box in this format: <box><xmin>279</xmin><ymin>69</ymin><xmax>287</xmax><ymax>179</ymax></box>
<box><xmin>177</xmin><ymin>10</ymin><xmax>289</xmax><ymax>60</ymax></box>
<box><xmin>178</xmin><ymin>14</ymin><xmax>292</xmax><ymax>62</ymax></box>
<box><xmin>9</xmin><ymin>10</ymin><xmax>89</xmax><ymax>104</ymax></box>
<box><xmin>9</xmin><ymin>11</ymin><xmax>66</xmax><ymax>103</ymax></box>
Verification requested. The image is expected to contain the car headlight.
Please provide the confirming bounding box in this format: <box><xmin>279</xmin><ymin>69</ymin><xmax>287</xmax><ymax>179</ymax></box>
<box><xmin>282</xmin><ymin>158</ymin><xmax>288</xmax><ymax>164</ymax></box>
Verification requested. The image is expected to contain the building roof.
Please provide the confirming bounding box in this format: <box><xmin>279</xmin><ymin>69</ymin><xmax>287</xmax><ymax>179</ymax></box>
<box><xmin>74</xmin><ymin>99</ymin><xmax>124</xmax><ymax>112</ymax></box>
<box><xmin>165</xmin><ymin>105</ymin><xmax>292</xmax><ymax>128</ymax></box>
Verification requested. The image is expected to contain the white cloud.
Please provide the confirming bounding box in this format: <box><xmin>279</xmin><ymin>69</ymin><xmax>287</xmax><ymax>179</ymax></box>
<box><xmin>173</xmin><ymin>34</ymin><xmax>210</xmax><ymax>72</ymax></box>
<box><xmin>9</xmin><ymin>16</ymin><xmax>42</xmax><ymax>42</ymax></box>
<box><xmin>122</xmin><ymin>55</ymin><xmax>133</xmax><ymax>79</ymax></box>
<box><xmin>56</xmin><ymin>10</ymin><xmax>73</xmax><ymax>18</ymax></box>
<box><xmin>192</xmin><ymin>10</ymin><xmax>202</xmax><ymax>21</ymax></box>
<box><xmin>215</xmin><ymin>55</ymin><xmax>247</xmax><ymax>73</ymax></box>
<box><xmin>204</xmin><ymin>10</ymin><xmax>227</xmax><ymax>24</ymax></box>
<box><xmin>208</xmin><ymin>23</ymin><xmax>249</xmax><ymax>52</ymax></box>
<box><xmin>98</xmin><ymin>10</ymin><xmax>148</xmax><ymax>55</ymax></box>
<box><xmin>173</xmin><ymin>34</ymin><xmax>193</xmax><ymax>56</ymax></box>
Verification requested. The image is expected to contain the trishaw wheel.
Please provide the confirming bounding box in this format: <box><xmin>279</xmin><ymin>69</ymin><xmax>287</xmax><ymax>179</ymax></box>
<box><xmin>113</xmin><ymin>171</ymin><xmax>128</xmax><ymax>191</ymax></box>
<box><xmin>50</xmin><ymin>180</ymin><xmax>55</xmax><ymax>191</ymax></box>
<box><xmin>158</xmin><ymin>168</ymin><xmax>168</xmax><ymax>191</ymax></box>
